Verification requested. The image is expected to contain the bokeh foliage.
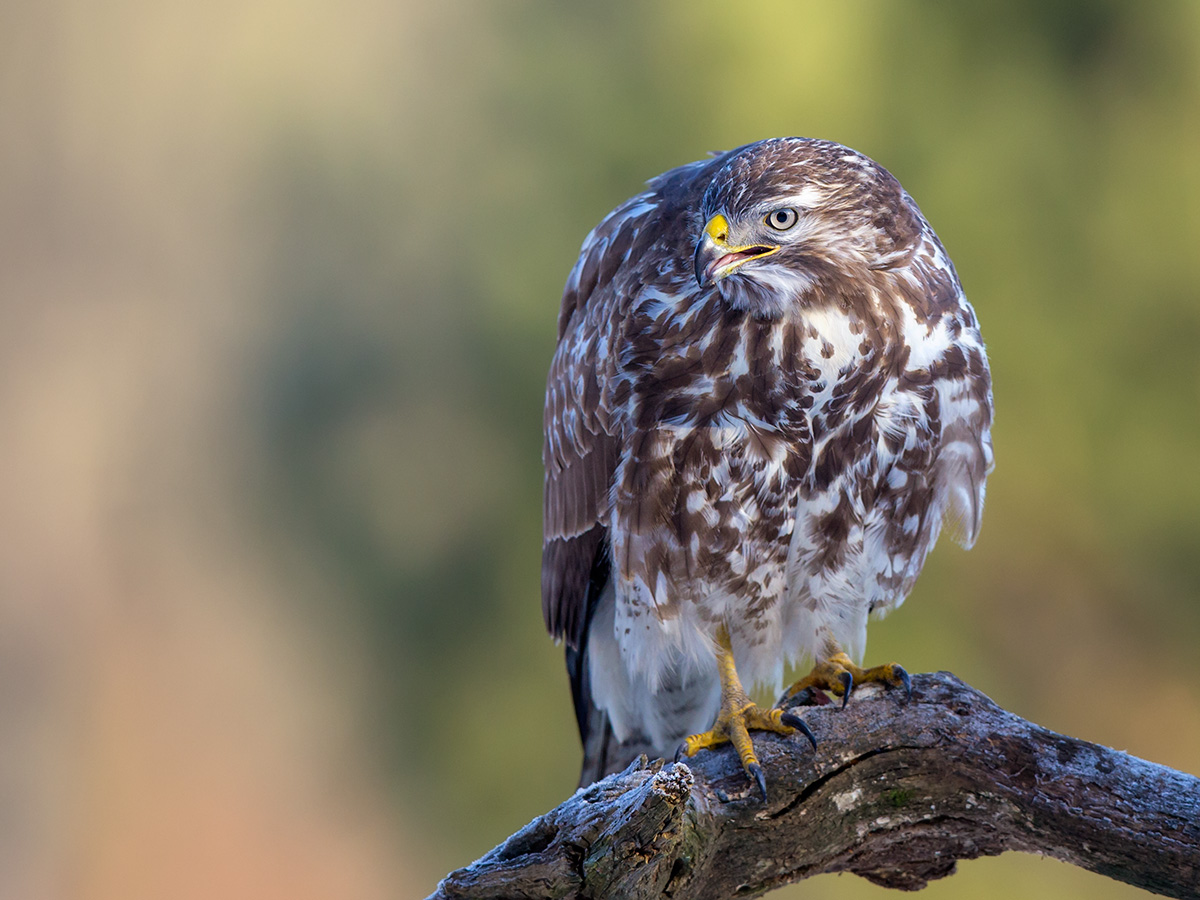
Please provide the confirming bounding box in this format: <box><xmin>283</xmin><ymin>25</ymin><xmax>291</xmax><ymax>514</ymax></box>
<box><xmin>3</xmin><ymin>1</ymin><xmax>1198</xmax><ymax>898</ymax></box>
<box><xmin>248</xmin><ymin>1</ymin><xmax>1200</xmax><ymax>895</ymax></box>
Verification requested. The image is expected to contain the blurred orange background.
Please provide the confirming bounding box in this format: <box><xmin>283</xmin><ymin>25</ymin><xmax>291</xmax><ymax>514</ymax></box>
<box><xmin>2</xmin><ymin>2</ymin><xmax>1198</xmax><ymax>898</ymax></box>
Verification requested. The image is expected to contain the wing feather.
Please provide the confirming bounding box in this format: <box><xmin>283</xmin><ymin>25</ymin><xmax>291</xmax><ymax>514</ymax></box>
<box><xmin>542</xmin><ymin>154</ymin><xmax>725</xmax><ymax>647</ymax></box>
<box><xmin>542</xmin><ymin>192</ymin><xmax>660</xmax><ymax>647</ymax></box>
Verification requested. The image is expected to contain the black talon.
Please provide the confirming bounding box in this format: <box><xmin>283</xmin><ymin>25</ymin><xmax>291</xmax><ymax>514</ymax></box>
<box><xmin>839</xmin><ymin>670</ymin><xmax>854</xmax><ymax>707</ymax></box>
<box><xmin>748</xmin><ymin>762</ymin><xmax>768</xmax><ymax>802</ymax></box>
<box><xmin>674</xmin><ymin>742</ymin><xmax>687</xmax><ymax>763</ymax></box>
<box><xmin>780</xmin><ymin>712</ymin><xmax>818</xmax><ymax>750</ymax></box>
<box><xmin>895</xmin><ymin>665</ymin><xmax>912</xmax><ymax>700</ymax></box>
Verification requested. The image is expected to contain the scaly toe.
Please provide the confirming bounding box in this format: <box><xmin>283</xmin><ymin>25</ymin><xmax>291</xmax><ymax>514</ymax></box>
<box><xmin>856</xmin><ymin>661</ymin><xmax>913</xmax><ymax>700</ymax></box>
<box><xmin>680</xmin><ymin>697</ymin><xmax>818</xmax><ymax>800</ymax></box>
<box><xmin>786</xmin><ymin>652</ymin><xmax>914</xmax><ymax>708</ymax></box>
<box><xmin>679</xmin><ymin>727</ymin><xmax>727</xmax><ymax>758</ymax></box>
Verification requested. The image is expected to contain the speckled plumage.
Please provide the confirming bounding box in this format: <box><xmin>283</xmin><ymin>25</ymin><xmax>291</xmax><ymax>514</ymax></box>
<box><xmin>543</xmin><ymin>138</ymin><xmax>994</xmax><ymax>784</ymax></box>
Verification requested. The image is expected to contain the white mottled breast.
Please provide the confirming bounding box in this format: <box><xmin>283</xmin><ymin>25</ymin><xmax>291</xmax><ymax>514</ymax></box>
<box><xmin>612</xmin><ymin>285</ymin><xmax>991</xmax><ymax>697</ymax></box>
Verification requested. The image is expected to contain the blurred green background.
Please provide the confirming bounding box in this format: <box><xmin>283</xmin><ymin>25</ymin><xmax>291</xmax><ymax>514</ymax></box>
<box><xmin>2</xmin><ymin>1</ymin><xmax>1198</xmax><ymax>898</ymax></box>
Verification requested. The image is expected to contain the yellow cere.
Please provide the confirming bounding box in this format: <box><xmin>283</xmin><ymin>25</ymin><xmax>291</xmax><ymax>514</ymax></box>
<box><xmin>704</xmin><ymin>213</ymin><xmax>730</xmax><ymax>244</ymax></box>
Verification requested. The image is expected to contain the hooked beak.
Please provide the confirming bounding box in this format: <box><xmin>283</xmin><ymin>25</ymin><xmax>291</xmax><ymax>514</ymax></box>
<box><xmin>693</xmin><ymin>213</ymin><xmax>779</xmax><ymax>287</ymax></box>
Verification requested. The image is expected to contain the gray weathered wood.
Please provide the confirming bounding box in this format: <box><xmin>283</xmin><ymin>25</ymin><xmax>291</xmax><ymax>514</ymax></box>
<box><xmin>429</xmin><ymin>672</ymin><xmax>1200</xmax><ymax>899</ymax></box>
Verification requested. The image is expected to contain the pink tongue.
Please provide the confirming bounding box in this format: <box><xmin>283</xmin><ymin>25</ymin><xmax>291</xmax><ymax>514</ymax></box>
<box><xmin>713</xmin><ymin>251</ymin><xmax>752</xmax><ymax>274</ymax></box>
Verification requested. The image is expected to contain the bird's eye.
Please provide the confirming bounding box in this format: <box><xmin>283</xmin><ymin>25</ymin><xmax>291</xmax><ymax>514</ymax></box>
<box><xmin>765</xmin><ymin>208</ymin><xmax>799</xmax><ymax>231</ymax></box>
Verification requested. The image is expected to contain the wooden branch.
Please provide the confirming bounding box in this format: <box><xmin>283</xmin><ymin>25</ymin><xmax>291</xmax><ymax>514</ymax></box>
<box><xmin>429</xmin><ymin>672</ymin><xmax>1200</xmax><ymax>900</ymax></box>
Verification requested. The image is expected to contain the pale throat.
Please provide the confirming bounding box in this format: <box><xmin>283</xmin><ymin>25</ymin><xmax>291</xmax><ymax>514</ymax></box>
<box><xmin>717</xmin><ymin>262</ymin><xmax>820</xmax><ymax>320</ymax></box>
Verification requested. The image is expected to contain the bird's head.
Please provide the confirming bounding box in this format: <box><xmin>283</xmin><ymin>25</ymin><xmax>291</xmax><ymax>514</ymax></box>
<box><xmin>693</xmin><ymin>138</ymin><xmax>923</xmax><ymax>318</ymax></box>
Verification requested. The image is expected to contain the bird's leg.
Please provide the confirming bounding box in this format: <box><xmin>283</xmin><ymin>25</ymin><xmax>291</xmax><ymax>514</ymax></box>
<box><xmin>677</xmin><ymin>624</ymin><xmax>817</xmax><ymax>800</ymax></box>
<box><xmin>781</xmin><ymin>634</ymin><xmax>911</xmax><ymax>708</ymax></box>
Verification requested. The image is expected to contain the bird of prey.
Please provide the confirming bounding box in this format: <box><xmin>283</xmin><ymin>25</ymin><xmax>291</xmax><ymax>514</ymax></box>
<box><xmin>542</xmin><ymin>137</ymin><xmax>993</xmax><ymax>797</ymax></box>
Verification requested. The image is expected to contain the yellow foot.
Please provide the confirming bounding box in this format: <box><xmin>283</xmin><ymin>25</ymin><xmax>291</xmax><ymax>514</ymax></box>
<box><xmin>676</xmin><ymin>699</ymin><xmax>817</xmax><ymax>800</ymax></box>
<box><xmin>676</xmin><ymin>624</ymin><xmax>818</xmax><ymax>801</ymax></box>
<box><xmin>782</xmin><ymin>652</ymin><xmax>912</xmax><ymax>708</ymax></box>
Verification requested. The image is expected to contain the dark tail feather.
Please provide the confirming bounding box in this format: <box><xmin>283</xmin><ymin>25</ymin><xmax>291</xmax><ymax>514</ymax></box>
<box><xmin>569</xmin><ymin>641</ymin><xmax>614</xmax><ymax>786</ymax></box>
<box><xmin>566</xmin><ymin>542</ymin><xmax>659</xmax><ymax>787</ymax></box>
<box><xmin>569</xmin><ymin>639</ymin><xmax>661</xmax><ymax>787</ymax></box>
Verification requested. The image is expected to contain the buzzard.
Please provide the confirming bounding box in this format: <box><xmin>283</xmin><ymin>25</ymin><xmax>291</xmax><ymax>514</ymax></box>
<box><xmin>542</xmin><ymin>138</ymin><xmax>993</xmax><ymax>797</ymax></box>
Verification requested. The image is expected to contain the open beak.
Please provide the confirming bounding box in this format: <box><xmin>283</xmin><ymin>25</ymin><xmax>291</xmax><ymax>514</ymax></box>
<box><xmin>693</xmin><ymin>213</ymin><xmax>779</xmax><ymax>287</ymax></box>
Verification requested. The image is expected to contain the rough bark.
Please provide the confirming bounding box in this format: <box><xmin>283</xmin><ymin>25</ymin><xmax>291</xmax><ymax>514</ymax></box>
<box><xmin>428</xmin><ymin>672</ymin><xmax>1200</xmax><ymax>900</ymax></box>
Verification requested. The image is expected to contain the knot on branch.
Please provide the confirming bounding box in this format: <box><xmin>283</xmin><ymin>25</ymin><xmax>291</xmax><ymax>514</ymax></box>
<box><xmin>647</xmin><ymin>760</ymin><xmax>694</xmax><ymax>805</ymax></box>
